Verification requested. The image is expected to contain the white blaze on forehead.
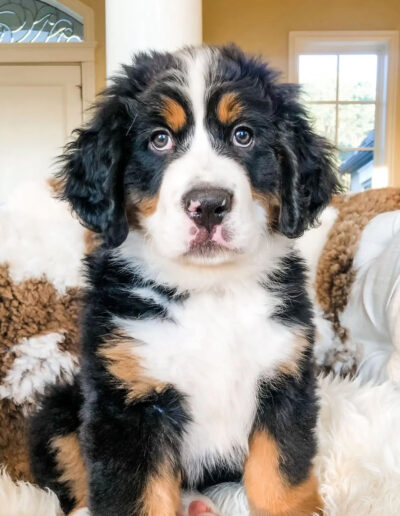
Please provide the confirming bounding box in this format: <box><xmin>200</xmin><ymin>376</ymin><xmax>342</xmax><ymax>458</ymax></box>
<box><xmin>182</xmin><ymin>47</ymin><xmax>216</xmax><ymax>160</ymax></box>
<box><xmin>176</xmin><ymin>48</ymin><xmax>238</xmax><ymax>191</ymax></box>
<box><xmin>184</xmin><ymin>48</ymin><xmax>211</xmax><ymax>127</ymax></box>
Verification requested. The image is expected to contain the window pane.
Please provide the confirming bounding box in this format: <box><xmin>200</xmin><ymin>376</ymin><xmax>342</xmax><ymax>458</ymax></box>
<box><xmin>0</xmin><ymin>0</ymin><xmax>83</xmax><ymax>43</ymax></box>
<box><xmin>339</xmin><ymin>149</ymin><xmax>374</xmax><ymax>192</ymax></box>
<box><xmin>298</xmin><ymin>55</ymin><xmax>337</xmax><ymax>101</ymax></box>
<box><xmin>339</xmin><ymin>54</ymin><xmax>377</xmax><ymax>101</ymax></box>
<box><xmin>307</xmin><ymin>103</ymin><xmax>336</xmax><ymax>143</ymax></box>
<box><xmin>338</xmin><ymin>104</ymin><xmax>375</xmax><ymax>148</ymax></box>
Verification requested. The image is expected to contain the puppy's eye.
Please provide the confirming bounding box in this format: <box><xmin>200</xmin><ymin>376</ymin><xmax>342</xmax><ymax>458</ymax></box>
<box><xmin>150</xmin><ymin>130</ymin><xmax>174</xmax><ymax>152</ymax></box>
<box><xmin>233</xmin><ymin>127</ymin><xmax>253</xmax><ymax>148</ymax></box>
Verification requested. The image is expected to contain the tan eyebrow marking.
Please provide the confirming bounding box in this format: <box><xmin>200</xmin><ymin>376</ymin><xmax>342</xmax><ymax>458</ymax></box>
<box><xmin>161</xmin><ymin>96</ymin><xmax>187</xmax><ymax>132</ymax></box>
<box><xmin>217</xmin><ymin>92</ymin><xmax>243</xmax><ymax>125</ymax></box>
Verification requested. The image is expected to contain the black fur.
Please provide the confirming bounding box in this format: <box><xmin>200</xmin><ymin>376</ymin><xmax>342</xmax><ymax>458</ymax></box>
<box><xmin>269</xmin><ymin>252</ymin><xmax>314</xmax><ymax>330</ymax></box>
<box><xmin>259</xmin><ymin>252</ymin><xmax>318</xmax><ymax>486</ymax></box>
<box><xmin>81</xmin><ymin>381</ymin><xmax>189</xmax><ymax>515</ymax></box>
<box><xmin>29</xmin><ymin>45</ymin><xmax>339</xmax><ymax>515</ymax></box>
<box><xmin>255</xmin><ymin>366</ymin><xmax>318</xmax><ymax>487</ymax></box>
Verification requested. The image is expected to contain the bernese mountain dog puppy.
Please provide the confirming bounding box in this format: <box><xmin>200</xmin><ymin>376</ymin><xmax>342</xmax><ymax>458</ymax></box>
<box><xmin>29</xmin><ymin>45</ymin><xmax>339</xmax><ymax>516</ymax></box>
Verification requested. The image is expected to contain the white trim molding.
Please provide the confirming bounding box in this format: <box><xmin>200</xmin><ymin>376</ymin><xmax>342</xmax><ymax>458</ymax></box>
<box><xmin>0</xmin><ymin>0</ymin><xmax>96</xmax><ymax>122</ymax></box>
<box><xmin>289</xmin><ymin>31</ymin><xmax>399</xmax><ymax>187</ymax></box>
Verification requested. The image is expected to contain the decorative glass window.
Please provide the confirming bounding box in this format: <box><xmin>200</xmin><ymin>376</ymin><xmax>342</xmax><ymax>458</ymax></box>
<box><xmin>0</xmin><ymin>0</ymin><xmax>83</xmax><ymax>43</ymax></box>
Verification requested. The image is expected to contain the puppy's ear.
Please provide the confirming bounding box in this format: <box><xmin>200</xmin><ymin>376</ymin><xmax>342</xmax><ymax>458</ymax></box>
<box><xmin>274</xmin><ymin>84</ymin><xmax>341</xmax><ymax>238</ymax></box>
<box><xmin>57</xmin><ymin>98</ymin><xmax>129</xmax><ymax>248</ymax></box>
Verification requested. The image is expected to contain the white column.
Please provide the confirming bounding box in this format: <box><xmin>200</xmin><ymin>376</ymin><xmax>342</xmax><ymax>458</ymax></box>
<box><xmin>106</xmin><ymin>0</ymin><xmax>202</xmax><ymax>79</ymax></box>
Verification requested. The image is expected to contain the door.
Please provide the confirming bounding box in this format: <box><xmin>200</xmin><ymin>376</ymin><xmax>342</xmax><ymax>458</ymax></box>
<box><xmin>0</xmin><ymin>64</ymin><xmax>82</xmax><ymax>199</ymax></box>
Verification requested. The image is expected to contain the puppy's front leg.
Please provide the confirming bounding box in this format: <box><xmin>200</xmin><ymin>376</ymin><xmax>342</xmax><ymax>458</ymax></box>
<box><xmin>82</xmin><ymin>384</ymin><xmax>188</xmax><ymax>516</ymax></box>
<box><xmin>244</xmin><ymin>370</ymin><xmax>321</xmax><ymax>516</ymax></box>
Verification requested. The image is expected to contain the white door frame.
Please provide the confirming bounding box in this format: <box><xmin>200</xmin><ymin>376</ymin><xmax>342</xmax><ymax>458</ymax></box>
<box><xmin>0</xmin><ymin>0</ymin><xmax>96</xmax><ymax>120</ymax></box>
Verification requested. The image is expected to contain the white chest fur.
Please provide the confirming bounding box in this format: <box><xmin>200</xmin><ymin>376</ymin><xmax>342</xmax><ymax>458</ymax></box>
<box><xmin>117</xmin><ymin>281</ymin><xmax>297</xmax><ymax>485</ymax></box>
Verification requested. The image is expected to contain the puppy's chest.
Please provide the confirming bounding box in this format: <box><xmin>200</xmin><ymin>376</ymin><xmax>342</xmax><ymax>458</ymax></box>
<box><xmin>118</xmin><ymin>283</ymin><xmax>297</xmax><ymax>481</ymax></box>
<box><xmin>121</xmin><ymin>284</ymin><xmax>292</xmax><ymax>395</ymax></box>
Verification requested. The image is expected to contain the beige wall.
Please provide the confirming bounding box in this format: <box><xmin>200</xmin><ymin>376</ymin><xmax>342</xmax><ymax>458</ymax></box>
<box><xmin>203</xmin><ymin>0</ymin><xmax>400</xmax><ymax>186</ymax></box>
<box><xmin>81</xmin><ymin>0</ymin><xmax>106</xmax><ymax>93</ymax></box>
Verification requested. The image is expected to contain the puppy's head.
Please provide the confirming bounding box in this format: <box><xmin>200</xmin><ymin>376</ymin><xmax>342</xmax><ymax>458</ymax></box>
<box><xmin>59</xmin><ymin>45</ymin><xmax>340</xmax><ymax>266</ymax></box>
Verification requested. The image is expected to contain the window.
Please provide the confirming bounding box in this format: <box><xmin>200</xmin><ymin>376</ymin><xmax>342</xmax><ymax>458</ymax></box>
<box><xmin>299</xmin><ymin>53</ymin><xmax>377</xmax><ymax>191</ymax></box>
<box><xmin>289</xmin><ymin>32</ymin><xmax>399</xmax><ymax>192</ymax></box>
<box><xmin>0</xmin><ymin>0</ymin><xmax>83</xmax><ymax>43</ymax></box>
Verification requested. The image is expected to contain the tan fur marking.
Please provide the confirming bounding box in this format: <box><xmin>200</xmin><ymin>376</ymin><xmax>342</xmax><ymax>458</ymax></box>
<box><xmin>99</xmin><ymin>336</ymin><xmax>166</xmax><ymax>401</ymax></box>
<box><xmin>315</xmin><ymin>187</ymin><xmax>400</xmax><ymax>344</ymax></box>
<box><xmin>51</xmin><ymin>433</ymin><xmax>88</xmax><ymax>509</ymax></box>
<box><xmin>278</xmin><ymin>335</ymin><xmax>308</xmax><ymax>378</ymax></box>
<box><xmin>252</xmin><ymin>190</ymin><xmax>281</xmax><ymax>230</ymax></box>
<box><xmin>217</xmin><ymin>92</ymin><xmax>242</xmax><ymax>125</ymax></box>
<box><xmin>126</xmin><ymin>195</ymin><xmax>159</xmax><ymax>227</ymax></box>
<box><xmin>138</xmin><ymin>195</ymin><xmax>159</xmax><ymax>218</ymax></box>
<box><xmin>162</xmin><ymin>97</ymin><xmax>186</xmax><ymax>132</ymax></box>
<box><xmin>84</xmin><ymin>229</ymin><xmax>98</xmax><ymax>254</ymax></box>
<box><xmin>141</xmin><ymin>463</ymin><xmax>181</xmax><ymax>516</ymax></box>
<box><xmin>244</xmin><ymin>432</ymin><xmax>322</xmax><ymax>516</ymax></box>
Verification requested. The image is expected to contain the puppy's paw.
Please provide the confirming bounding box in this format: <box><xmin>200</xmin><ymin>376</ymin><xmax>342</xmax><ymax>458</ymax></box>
<box><xmin>179</xmin><ymin>492</ymin><xmax>221</xmax><ymax>515</ymax></box>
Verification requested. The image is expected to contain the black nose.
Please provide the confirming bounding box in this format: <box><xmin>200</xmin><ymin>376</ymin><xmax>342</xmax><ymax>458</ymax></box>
<box><xmin>183</xmin><ymin>188</ymin><xmax>233</xmax><ymax>231</ymax></box>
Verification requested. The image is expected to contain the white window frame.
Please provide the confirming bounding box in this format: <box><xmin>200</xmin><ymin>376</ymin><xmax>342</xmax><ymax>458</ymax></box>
<box><xmin>289</xmin><ymin>31</ymin><xmax>399</xmax><ymax>187</ymax></box>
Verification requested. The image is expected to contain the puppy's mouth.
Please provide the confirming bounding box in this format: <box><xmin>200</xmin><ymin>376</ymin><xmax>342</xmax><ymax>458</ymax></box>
<box><xmin>186</xmin><ymin>224</ymin><xmax>236</xmax><ymax>257</ymax></box>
